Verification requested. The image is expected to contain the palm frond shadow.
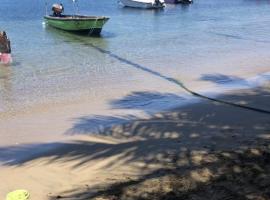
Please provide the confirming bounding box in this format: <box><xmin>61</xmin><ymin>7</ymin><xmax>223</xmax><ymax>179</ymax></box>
<box><xmin>1</xmin><ymin>85</ymin><xmax>270</xmax><ymax>199</ymax></box>
<box><xmin>200</xmin><ymin>73</ymin><xmax>250</xmax><ymax>86</ymax></box>
<box><xmin>50</xmin><ymin>146</ymin><xmax>270</xmax><ymax>200</ymax></box>
<box><xmin>1</xmin><ymin>86</ymin><xmax>269</xmax><ymax>167</ymax></box>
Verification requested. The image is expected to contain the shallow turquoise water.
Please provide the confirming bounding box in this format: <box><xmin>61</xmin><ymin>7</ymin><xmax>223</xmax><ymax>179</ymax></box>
<box><xmin>1</xmin><ymin>0</ymin><xmax>270</xmax><ymax>113</ymax></box>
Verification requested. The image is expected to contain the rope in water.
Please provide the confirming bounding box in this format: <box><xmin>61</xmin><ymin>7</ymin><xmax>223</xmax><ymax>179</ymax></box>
<box><xmin>171</xmin><ymin>78</ymin><xmax>270</xmax><ymax>115</ymax></box>
<box><xmin>72</xmin><ymin>41</ymin><xmax>270</xmax><ymax>115</ymax></box>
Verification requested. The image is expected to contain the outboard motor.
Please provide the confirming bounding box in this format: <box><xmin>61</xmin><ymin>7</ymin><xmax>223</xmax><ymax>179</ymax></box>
<box><xmin>154</xmin><ymin>0</ymin><xmax>165</xmax><ymax>6</ymax></box>
<box><xmin>52</xmin><ymin>3</ymin><xmax>64</xmax><ymax>17</ymax></box>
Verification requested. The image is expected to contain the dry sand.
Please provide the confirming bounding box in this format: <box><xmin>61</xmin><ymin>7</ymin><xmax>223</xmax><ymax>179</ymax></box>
<box><xmin>0</xmin><ymin>82</ymin><xmax>270</xmax><ymax>200</ymax></box>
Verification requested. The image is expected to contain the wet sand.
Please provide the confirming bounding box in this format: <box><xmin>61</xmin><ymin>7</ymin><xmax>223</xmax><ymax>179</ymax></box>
<box><xmin>0</xmin><ymin>81</ymin><xmax>270</xmax><ymax>199</ymax></box>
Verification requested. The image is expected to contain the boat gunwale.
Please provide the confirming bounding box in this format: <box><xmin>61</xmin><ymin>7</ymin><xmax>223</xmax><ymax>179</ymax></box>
<box><xmin>44</xmin><ymin>15</ymin><xmax>110</xmax><ymax>21</ymax></box>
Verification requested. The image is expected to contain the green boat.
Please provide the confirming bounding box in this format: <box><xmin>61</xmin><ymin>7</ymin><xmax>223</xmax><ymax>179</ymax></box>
<box><xmin>44</xmin><ymin>15</ymin><xmax>110</xmax><ymax>35</ymax></box>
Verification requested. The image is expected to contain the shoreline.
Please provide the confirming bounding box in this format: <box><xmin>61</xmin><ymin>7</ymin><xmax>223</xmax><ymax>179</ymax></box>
<box><xmin>1</xmin><ymin>52</ymin><xmax>270</xmax><ymax>117</ymax></box>
<box><xmin>1</xmin><ymin>70</ymin><xmax>270</xmax><ymax>146</ymax></box>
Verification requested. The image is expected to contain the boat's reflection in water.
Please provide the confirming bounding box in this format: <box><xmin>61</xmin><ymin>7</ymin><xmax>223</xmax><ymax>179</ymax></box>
<box><xmin>44</xmin><ymin>25</ymin><xmax>114</xmax><ymax>50</ymax></box>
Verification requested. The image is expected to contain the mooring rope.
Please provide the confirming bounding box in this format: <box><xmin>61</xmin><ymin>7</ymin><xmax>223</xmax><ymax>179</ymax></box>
<box><xmin>70</xmin><ymin>39</ymin><xmax>270</xmax><ymax>115</ymax></box>
<box><xmin>171</xmin><ymin>78</ymin><xmax>270</xmax><ymax>115</ymax></box>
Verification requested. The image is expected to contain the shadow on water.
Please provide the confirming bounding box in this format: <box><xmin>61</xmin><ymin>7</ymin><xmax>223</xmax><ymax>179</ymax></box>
<box><xmin>44</xmin><ymin>26</ymin><xmax>112</xmax><ymax>56</ymax></box>
<box><xmin>110</xmin><ymin>92</ymin><xmax>185</xmax><ymax>111</ymax></box>
<box><xmin>44</xmin><ymin>25</ymin><xmax>116</xmax><ymax>42</ymax></box>
<box><xmin>200</xmin><ymin>73</ymin><xmax>250</xmax><ymax>86</ymax></box>
<box><xmin>208</xmin><ymin>31</ymin><xmax>270</xmax><ymax>44</ymax></box>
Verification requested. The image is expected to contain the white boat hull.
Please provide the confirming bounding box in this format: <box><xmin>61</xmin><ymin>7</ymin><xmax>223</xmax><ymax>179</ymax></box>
<box><xmin>119</xmin><ymin>0</ymin><xmax>165</xmax><ymax>9</ymax></box>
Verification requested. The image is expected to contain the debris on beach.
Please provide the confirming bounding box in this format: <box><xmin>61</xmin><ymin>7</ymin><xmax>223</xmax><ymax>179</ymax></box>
<box><xmin>6</xmin><ymin>189</ymin><xmax>30</xmax><ymax>200</ymax></box>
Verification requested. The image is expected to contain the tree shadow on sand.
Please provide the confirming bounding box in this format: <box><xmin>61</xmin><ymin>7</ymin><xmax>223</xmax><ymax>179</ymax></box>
<box><xmin>47</xmin><ymin>84</ymin><xmax>270</xmax><ymax>200</ymax></box>
<box><xmin>66</xmin><ymin>92</ymin><xmax>186</xmax><ymax>135</ymax></box>
<box><xmin>1</xmin><ymin>84</ymin><xmax>270</xmax><ymax>199</ymax></box>
<box><xmin>54</xmin><ymin>146</ymin><xmax>270</xmax><ymax>200</ymax></box>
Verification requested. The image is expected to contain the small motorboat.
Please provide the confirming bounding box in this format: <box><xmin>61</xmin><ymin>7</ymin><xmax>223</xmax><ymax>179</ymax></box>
<box><xmin>44</xmin><ymin>3</ymin><xmax>109</xmax><ymax>35</ymax></box>
<box><xmin>164</xmin><ymin>0</ymin><xmax>192</xmax><ymax>4</ymax></box>
<box><xmin>0</xmin><ymin>31</ymin><xmax>12</xmax><ymax>64</ymax></box>
<box><xmin>119</xmin><ymin>0</ymin><xmax>165</xmax><ymax>9</ymax></box>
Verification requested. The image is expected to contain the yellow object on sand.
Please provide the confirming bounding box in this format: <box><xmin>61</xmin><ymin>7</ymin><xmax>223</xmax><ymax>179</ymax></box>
<box><xmin>6</xmin><ymin>190</ymin><xmax>30</xmax><ymax>200</ymax></box>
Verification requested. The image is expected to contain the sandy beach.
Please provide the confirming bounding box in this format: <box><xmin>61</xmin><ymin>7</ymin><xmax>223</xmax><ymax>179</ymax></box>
<box><xmin>0</xmin><ymin>80</ymin><xmax>270</xmax><ymax>200</ymax></box>
<box><xmin>1</xmin><ymin>0</ymin><xmax>270</xmax><ymax>199</ymax></box>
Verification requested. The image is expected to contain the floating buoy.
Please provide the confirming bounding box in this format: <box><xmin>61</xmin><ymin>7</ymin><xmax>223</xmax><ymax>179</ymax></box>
<box><xmin>6</xmin><ymin>190</ymin><xmax>30</xmax><ymax>200</ymax></box>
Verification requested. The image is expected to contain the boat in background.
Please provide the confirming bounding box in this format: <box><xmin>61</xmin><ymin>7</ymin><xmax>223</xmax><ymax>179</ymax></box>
<box><xmin>119</xmin><ymin>0</ymin><xmax>165</xmax><ymax>9</ymax></box>
<box><xmin>44</xmin><ymin>3</ymin><xmax>109</xmax><ymax>35</ymax></box>
<box><xmin>164</xmin><ymin>0</ymin><xmax>192</xmax><ymax>4</ymax></box>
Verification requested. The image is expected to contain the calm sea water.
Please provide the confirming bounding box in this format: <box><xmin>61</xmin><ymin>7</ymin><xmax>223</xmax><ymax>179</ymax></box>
<box><xmin>1</xmin><ymin>0</ymin><xmax>270</xmax><ymax>113</ymax></box>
